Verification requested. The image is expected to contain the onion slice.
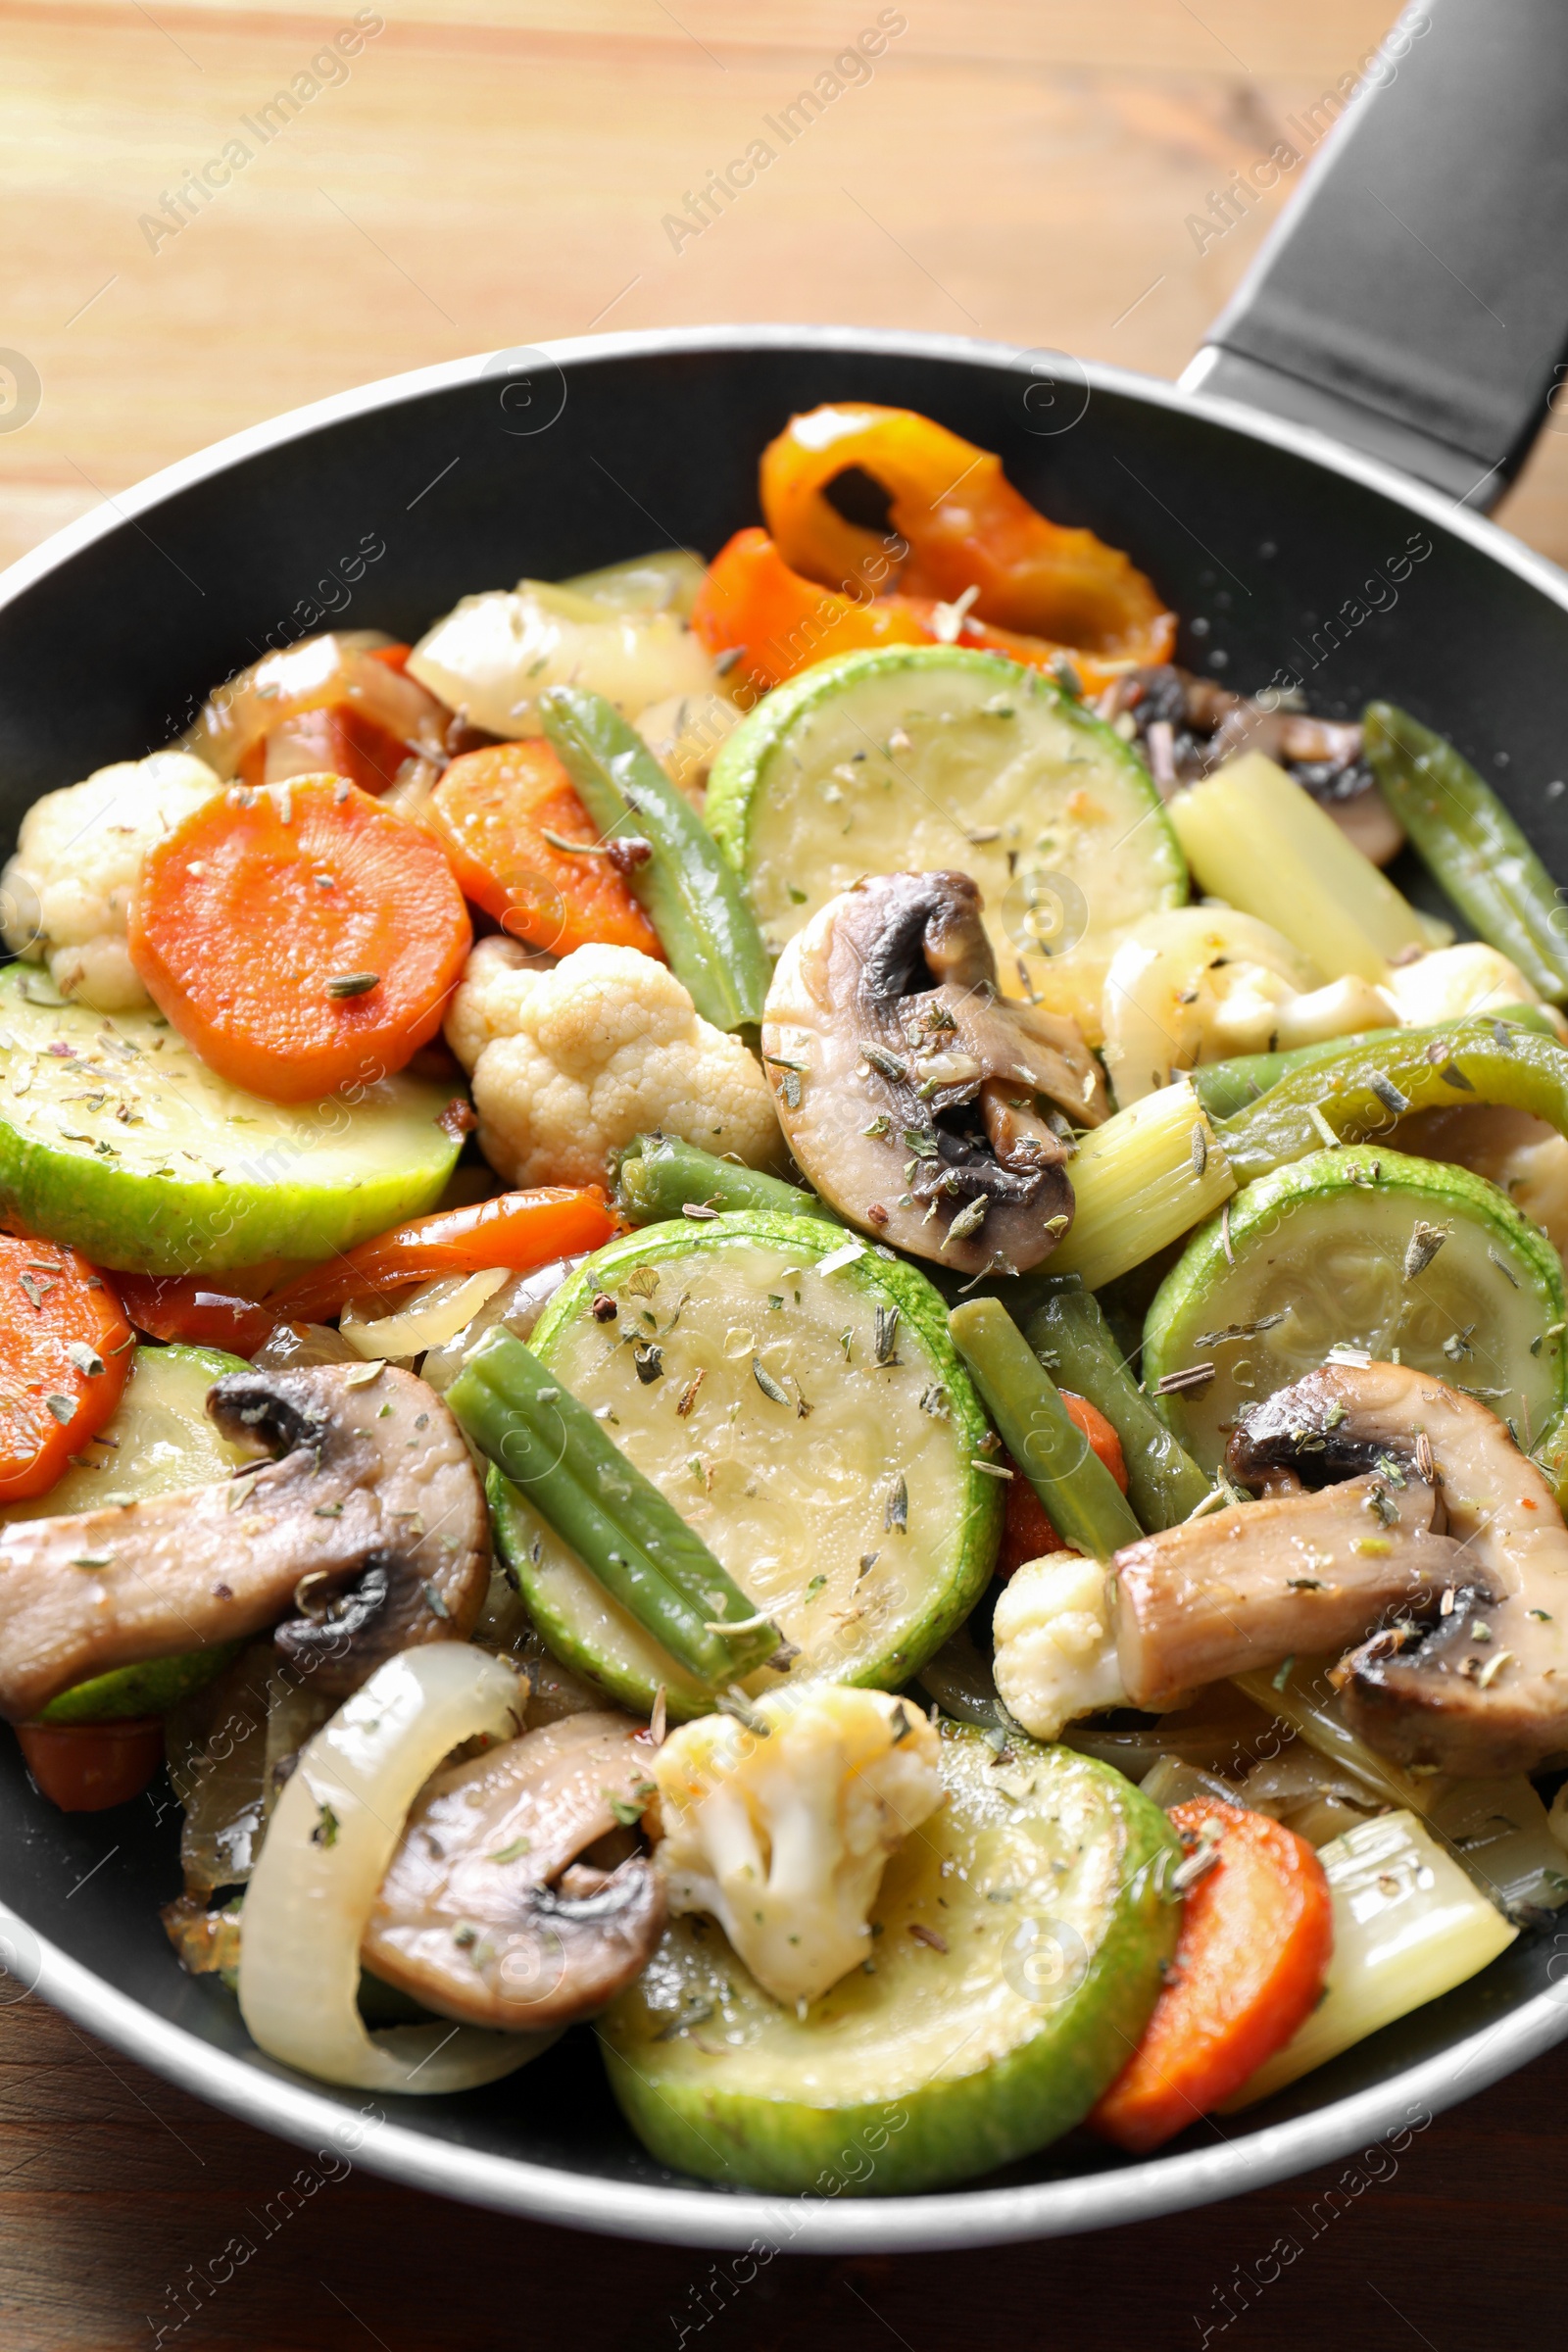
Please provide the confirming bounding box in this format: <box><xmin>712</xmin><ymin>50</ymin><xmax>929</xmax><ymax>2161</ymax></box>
<box><xmin>237</xmin><ymin>1644</ymin><xmax>552</xmax><ymax>2091</ymax></box>
<box><xmin>339</xmin><ymin>1268</ymin><xmax>512</xmax><ymax>1361</ymax></box>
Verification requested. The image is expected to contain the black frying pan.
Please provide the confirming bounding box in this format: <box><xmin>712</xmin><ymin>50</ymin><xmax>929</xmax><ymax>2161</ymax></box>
<box><xmin>1</xmin><ymin>0</ymin><xmax>1567</xmax><ymax>2251</ymax></box>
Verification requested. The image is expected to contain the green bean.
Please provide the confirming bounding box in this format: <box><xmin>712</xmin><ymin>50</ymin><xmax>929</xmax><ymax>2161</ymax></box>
<box><xmin>448</xmin><ymin>1330</ymin><xmax>777</xmax><ymax>1686</ymax></box>
<box><xmin>949</xmin><ymin>1299</ymin><xmax>1143</xmax><ymax>1560</ymax></box>
<box><xmin>1024</xmin><ymin>1281</ymin><xmax>1210</xmax><ymax>1531</ymax></box>
<box><xmin>541</xmin><ymin>687</ymin><xmax>770</xmax><ymax>1031</ymax></box>
<box><xmin>1216</xmin><ymin>1015</ymin><xmax>1568</xmax><ymax>1186</ymax></box>
<box><xmin>1364</xmin><ymin>702</ymin><xmax>1568</xmax><ymax>1004</ymax></box>
<box><xmin>1189</xmin><ymin>1006</ymin><xmax>1554</xmax><ymax>1121</ymax></box>
<box><xmin>615</xmin><ymin>1134</ymin><xmax>841</xmax><ymax>1228</ymax></box>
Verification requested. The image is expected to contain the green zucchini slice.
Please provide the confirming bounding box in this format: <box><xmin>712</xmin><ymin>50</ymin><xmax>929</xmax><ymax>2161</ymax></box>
<box><xmin>704</xmin><ymin>645</ymin><xmax>1185</xmax><ymax>1039</ymax></box>
<box><xmin>490</xmin><ymin>1211</ymin><xmax>1001</xmax><ymax>1716</ymax></box>
<box><xmin>1143</xmin><ymin>1147</ymin><xmax>1568</xmax><ymax>1473</ymax></box>
<box><xmin>0</xmin><ymin>964</ymin><xmax>461</xmax><ymax>1274</ymax></box>
<box><xmin>10</xmin><ymin>1343</ymin><xmax>253</xmax><ymax>1721</ymax></box>
<box><xmin>602</xmin><ymin>1726</ymin><xmax>1179</xmax><ymax>2194</ymax></box>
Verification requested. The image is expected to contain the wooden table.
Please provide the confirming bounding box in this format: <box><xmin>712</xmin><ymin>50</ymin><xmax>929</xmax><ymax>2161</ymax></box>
<box><xmin>4</xmin><ymin>3</ymin><xmax>1567</xmax><ymax>2342</ymax></box>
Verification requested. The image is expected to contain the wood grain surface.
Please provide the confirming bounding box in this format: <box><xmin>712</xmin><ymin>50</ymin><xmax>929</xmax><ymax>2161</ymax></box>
<box><xmin>3</xmin><ymin>4</ymin><xmax>1568</xmax><ymax>2345</ymax></box>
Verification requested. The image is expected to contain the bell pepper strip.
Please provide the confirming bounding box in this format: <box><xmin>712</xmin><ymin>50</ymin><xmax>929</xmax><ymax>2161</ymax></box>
<box><xmin>1365</xmin><ymin>704</ymin><xmax>1568</xmax><ymax>1004</ymax></box>
<box><xmin>1215</xmin><ymin>1015</ymin><xmax>1568</xmax><ymax>1187</ymax></box>
<box><xmin>950</xmin><ymin>1300</ymin><xmax>1143</xmax><ymax>1562</ymax></box>
<box><xmin>263</xmin><ymin>1187</ymin><xmax>615</xmax><ymax>1326</ymax></box>
<box><xmin>758</xmin><ymin>404</ymin><xmax>1176</xmax><ymax>662</ymax></box>
<box><xmin>691</xmin><ymin>526</ymin><xmax>930</xmax><ymax>697</ymax></box>
<box><xmin>116</xmin><ymin>1272</ymin><xmax>281</xmax><ymax>1358</ymax></box>
<box><xmin>128</xmin><ymin>775</ymin><xmax>473</xmax><ymax>1102</ymax></box>
<box><xmin>1089</xmin><ymin>1797</ymin><xmax>1333</xmax><ymax>2153</ymax></box>
<box><xmin>447</xmin><ymin>1331</ymin><xmax>779</xmax><ymax>1687</ymax></box>
<box><xmin>238</xmin><ymin>701</ymin><xmax>417</xmax><ymax>797</ymax></box>
<box><xmin>178</xmin><ymin>632</ymin><xmax>452</xmax><ymax>784</ymax></box>
<box><xmin>427</xmin><ymin>741</ymin><xmax>664</xmax><ymax>958</ymax></box>
<box><xmin>1025</xmin><ymin>1284</ymin><xmax>1210</xmax><ymax>1532</ymax></box>
<box><xmin>540</xmin><ymin>688</ymin><xmax>770</xmax><ymax>1032</ymax></box>
<box><xmin>0</xmin><ymin>1237</ymin><xmax>133</xmax><ymax>1500</ymax></box>
<box><xmin>996</xmin><ymin>1393</ymin><xmax>1129</xmax><ymax>1576</ymax></box>
<box><xmin>615</xmin><ymin>1134</ymin><xmax>841</xmax><ymax>1228</ymax></box>
<box><xmin>1190</xmin><ymin>1004</ymin><xmax>1558</xmax><ymax>1122</ymax></box>
<box><xmin>16</xmin><ymin>1717</ymin><xmax>165</xmax><ymax>1812</ymax></box>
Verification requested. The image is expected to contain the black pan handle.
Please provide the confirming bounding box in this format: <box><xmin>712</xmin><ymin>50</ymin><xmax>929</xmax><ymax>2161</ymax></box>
<box><xmin>1182</xmin><ymin>0</ymin><xmax>1568</xmax><ymax>509</ymax></box>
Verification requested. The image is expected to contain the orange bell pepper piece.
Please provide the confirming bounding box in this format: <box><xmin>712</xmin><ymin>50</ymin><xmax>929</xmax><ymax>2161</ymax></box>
<box><xmin>759</xmin><ymin>403</ymin><xmax>1175</xmax><ymax>667</ymax></box>
<box><xmin>691</xmin><ymin>527</ymin><xmax>929</xmax><ymax>697</ymax></box>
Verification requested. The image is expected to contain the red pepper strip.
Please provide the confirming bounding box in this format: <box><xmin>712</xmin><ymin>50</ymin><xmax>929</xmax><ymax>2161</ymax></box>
<box><xmin>262</xmin><ymin>1187</ymin><xmax>617</xmax><ymax>1325</ymax></box>
<box><xmin>17</xmin><ymin>1718</ymin><xmax>166</xmax><ymax>1812</ymax></box>
<box><xmin>117</xmin><ymin>1273</ymin><xmax>281</xmax><ymax>1358</ymax></box>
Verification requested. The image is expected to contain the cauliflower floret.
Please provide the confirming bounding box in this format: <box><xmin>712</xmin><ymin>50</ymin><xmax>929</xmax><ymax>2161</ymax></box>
<box><xmin>651</xmin><ymin>1686</ymin><xmax>943</xmax><ymax>2009</ymax></box>
<box><xmin>0</xmin><ymin>750</ymin><xmax>220</xmax><ymax>1011</ymax></box>
<box><xmin>1386</xmin><ymin>942</ymin><xmax>1567</xmax><ymax>1036</ymax></box>
<box><xmin>444</xmin><ymin>936</ymin><xmax>781</xmax><ymax>1190</ymax></box>
<box><xmin>992</xmin><ymin>1552</ymin><xmax>1125</xmax><ymax>1742</ymax></box>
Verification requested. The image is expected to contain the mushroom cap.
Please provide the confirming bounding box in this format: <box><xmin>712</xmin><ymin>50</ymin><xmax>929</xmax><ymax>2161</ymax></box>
<box><xmin>762</xmin><ymin>871</ymin><xmax>1105</xmax><ymax>1274</ymax></box>
<box><xmin>364</xmin><ymin>1711</ymin><xmax>665</xmax><ymax>2030</ymax></box>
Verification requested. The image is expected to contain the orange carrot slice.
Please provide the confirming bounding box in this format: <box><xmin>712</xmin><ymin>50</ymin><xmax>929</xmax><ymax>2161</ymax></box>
<box><xmin>998</xmin><ymin>1392</ymin><xmax>1127</xmax><ymax>1576</ymax></box>
<box><xmin>1089</xmin><ymin>1797</ymin><xmax>1334</xmax><ymax>2152</ymax></box>
<box><xmin>428</xmin><ymin>742</ymin><xmax>663</xmax><ymax>957</ymax></box>
<box><xmin>0</xmin><ymin>1237</ymin><xmax>133</xmax><ymax>1500</ymax></box>
<box><xmin>128</xmin><ymin>775</ymin><xmax>472</xmax><ymax>1102</ymax></box>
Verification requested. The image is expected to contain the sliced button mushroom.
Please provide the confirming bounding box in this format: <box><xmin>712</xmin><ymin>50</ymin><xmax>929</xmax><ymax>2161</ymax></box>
<box><xmin>762</xmin><ymin>871</ymin><xmax>1106</xmax><ymax>1274</ymax></box>
<box><xmin>0</xmin><ymin>1364</ymin><xmax>489</xmax><ymax>1722</ymax></box>
<box><xmin>1116</xmin><ymin>1360</ymin><xmax>1568</xmax><ymax>1775</ymax></box>
<box><xmin>363</xmin><ymin>1711</ymin><xmax>665</xmax><ymax>2030</ymax></box>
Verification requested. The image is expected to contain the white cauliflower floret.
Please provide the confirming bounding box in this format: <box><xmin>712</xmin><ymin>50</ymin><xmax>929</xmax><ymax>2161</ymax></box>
<box><xmin>651</xmin><ymin>1686</ymin><xmax>943</xmax><ymax>2009</ymax></box>
<box><xmin>1386</xmin><ymin>942</ymin><xmax>1567</xmax><ymax>1036</ymax></box>
<box><xmin>992</xmin><ymin>1552</ymin><xmax>1125</xmax><ymax>1742</ymax></box>
<box><xmin>445</xmin><ymin>935</ymin><xmax>781</xmax><ymax>1190</ymax></box>
<box><xmin>0</xmin><ymin>750</ymin><xmax>220</xmax><ymax>1010</ymax></box>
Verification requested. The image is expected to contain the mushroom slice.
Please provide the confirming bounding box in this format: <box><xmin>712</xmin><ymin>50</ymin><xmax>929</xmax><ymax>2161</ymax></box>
<box><xmin>0</xmin><ymin>1363</ymin><xmax>489</xmax><ymax>1722</ymax></box>
<box><xmin>763</xmin><ymin>871</ymin><xmax>1106</xmax><ymax>1274</ymax></box>
<box><xmin>1116</xmin><ymin>1360</ymin><xmax>1568</xmax><ymax>1775</ymax></box>
<box><xmin>363</xmin><ymin>1711</ymin><xmax>665</xmax><ymax>2031</ymax></box>
<box><xmin>1115</xmin><ymin>1472</ymin><xmax>1458</xmax><ymax>1707</ymax></box>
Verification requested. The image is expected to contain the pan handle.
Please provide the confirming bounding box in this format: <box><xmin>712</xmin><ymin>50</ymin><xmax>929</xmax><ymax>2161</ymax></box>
<box><xmin>1181</xmin><ymin>0</ymin><xmax>1568</xmax><ymax>510</ymax></box>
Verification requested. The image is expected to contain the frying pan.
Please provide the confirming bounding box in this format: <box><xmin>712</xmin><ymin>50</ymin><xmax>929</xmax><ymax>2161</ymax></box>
<box><xmin>2</xmin><ymin>0</ymin><xmax>1568</xmax><ymax>2253</ymax></box>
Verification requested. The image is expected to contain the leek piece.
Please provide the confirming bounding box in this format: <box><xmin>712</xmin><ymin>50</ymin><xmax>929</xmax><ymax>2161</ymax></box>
<box><xmin>1225</xmin><ymin>1809</ymin><xmax>1515</xmax><ymax>2108</ymax></box>
<box><xmin>1168</xmin><ymin>753</ymin><xmax>1430</xmax><ymax>982</ymax></box>
<box><xmin>1049</xmin><ymin>1079</ymin><xmax>1235</xmax><ymax>1292</ymax></box>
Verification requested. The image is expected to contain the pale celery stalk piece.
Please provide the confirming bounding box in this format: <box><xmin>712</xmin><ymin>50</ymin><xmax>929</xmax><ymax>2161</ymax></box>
<box><xmin>1168</xmin><ymin>752</ymin><xmax>1433</xmax><ymax>981</ymax></box>
<box><xmin>1049</xmin><ymin>1077</ymin><xmax>1235</xmax><ymax>1292</ymax></box>
<box><xmin>1224</xmin><ymin>1809</ymin><xmax>1516</xmax><ymax>2109</ymax></box>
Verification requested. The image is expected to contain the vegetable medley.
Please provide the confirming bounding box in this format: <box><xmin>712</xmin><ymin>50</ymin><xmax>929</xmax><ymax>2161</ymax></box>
<box><xmin>6</xmin><ymin>400</ymin><xmax>1568</xmax><ymax>2195</ymax></box>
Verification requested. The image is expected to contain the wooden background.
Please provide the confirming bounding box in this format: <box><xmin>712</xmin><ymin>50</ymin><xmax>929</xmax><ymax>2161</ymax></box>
<box><xmin>5</xmin><ymin>2</ymin><xmax>1568</xmax><ymax>2343</ymax></box>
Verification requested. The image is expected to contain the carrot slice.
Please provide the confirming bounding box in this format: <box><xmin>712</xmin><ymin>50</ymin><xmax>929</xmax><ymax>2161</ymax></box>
<box><xmin>0</xmin><ymin>1237</ymin><xmax>133</xmax><ymax>1500</ymax></box>
<box><xmin>428</xmin><ymin>742</ymin><xmax>664</xmax><ymax>957</ymax></box>
<box><xmin>128</xmin><ymin>775</ymin><xmax>472</xmax><ymax>1102</ymax></box>
<box><xmin>264</xmin><ymin>1186</ymin><xmax>616</xmax><ymax>1324</ymax></box>
<box><xmin>16</xmin><ymin>1718</ymin><xmax>164</xmax><ymax>1811</ymax></box>
<box><xmin>998</xmin><ymin>1391</ymin><xmax>1127</xmax><ymax>1576</ymax></box>
<box><xmin>1089</xmin><ymin>1797</ymin><xmax>1334</xmax><ymax>2153</ymax></box>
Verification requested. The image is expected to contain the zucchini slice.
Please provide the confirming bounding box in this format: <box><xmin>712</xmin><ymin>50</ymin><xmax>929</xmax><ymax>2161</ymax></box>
<box><xmin>1144</xmin><ymin>1147</ymin><xmax>1568</xmax><ymax>1473</ymax></box>
<box><xmin>602</xmin><ymin>1726</ymin><xmax>1179</xmax><ymax>2194</ymax></box>
<box><xmin>705</xmin><ymin>645</ymin><xmax>1185</xmax><ymax>1041</ymax></box>
<box><xmin>0</xmin><ymin>964</ymin><xmax>461</xmax><ymax>1274</ymax></box>
<box><xmin>491</xmin><ymin>1212</ymin><xmax>1001</xmax><ymax>1716</ymax></box>
<box><xmin>10</xmin><ymin>1342</ymin><xmax>253</xmax><ymax>1721</ymax></box>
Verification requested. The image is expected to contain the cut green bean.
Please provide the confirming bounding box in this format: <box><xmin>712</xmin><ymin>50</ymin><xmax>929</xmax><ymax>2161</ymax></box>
<box><xmin>1189</xmin><ymin>1005</ymin><xmax>1556</xmax><ymax>1121</ymax></box>
<box><xmin>1024</xmin><ymin>1281</ymin><xmax>1210</xmax><ymax>1531</ymax></box>
<box><xmin>448</xmin><ymin>1329</ymin><xmax>777</xmax><ymax>1686</ymax></box>
<box><xmin>615</xmin><ymin>1134</ymin><xmax>841</xmax><ymax>1228</ymax></box>
<box><xmin>1364</xmin><ymin>702</ymin><xmax>1568</xmax><ymax>1004</ymax></box>
<box><xmin>949</xmin><ymin>1298</ymin><xmax>1143</xmax><ymax>1560</ymax></box>
<box><xmin>541</xmin><ymin>686</ymin><xmax>770</xmax><ymax>1031</ymax></box>
<box><xmin>1216</xmin><ymin>1015</ymin><xmax>1568</xmax><ymax>1186</ymax></box>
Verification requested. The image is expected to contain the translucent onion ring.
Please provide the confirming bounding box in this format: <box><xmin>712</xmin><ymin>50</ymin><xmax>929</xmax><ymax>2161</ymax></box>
<box><xmin>338</xmin><ymin>1267</ymin><xmax>512</xmax><ymax>1362</ymax></box>
<box><xmin>238</xmin><ymin>1644</ymin><xmax>553</xmax><ymax>2092</ymax></box>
